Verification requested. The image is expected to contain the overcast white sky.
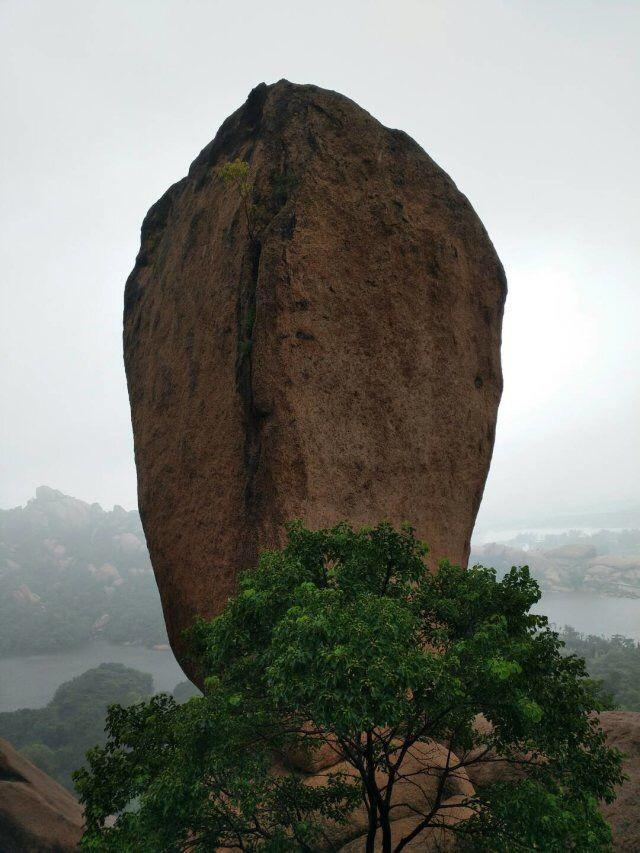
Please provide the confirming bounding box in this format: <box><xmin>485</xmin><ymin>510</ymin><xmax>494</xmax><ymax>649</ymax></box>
<box><xmin>1</xmin><ymin>0</ymin><xmax>638</xmax><ymax>531</ymax></box>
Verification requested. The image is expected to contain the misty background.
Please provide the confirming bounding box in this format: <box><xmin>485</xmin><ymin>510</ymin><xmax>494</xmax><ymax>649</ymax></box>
<box><xmin>1</xmin><ymin>0</ymin><xmax>639</xmax><ymax>528</ymax></box>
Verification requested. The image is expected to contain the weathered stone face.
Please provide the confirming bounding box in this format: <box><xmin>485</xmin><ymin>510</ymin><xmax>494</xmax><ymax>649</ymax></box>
<box><xmin>124</xmin><ymin>80</ymin><xmax>506</xmax><ymax>678</ymax></box>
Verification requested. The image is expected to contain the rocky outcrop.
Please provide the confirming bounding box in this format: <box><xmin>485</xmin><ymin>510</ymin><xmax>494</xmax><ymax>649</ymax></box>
<box><xmin>599</xmin><ymin>711</ymin><xmax>640</xmax><ymax>852</ymax></box>
<box><xmin>0</xmin><ymin>737</ymin><xmax>83</xmax><ymax>851</ymax></box>
<box><xmin>304</xmin><ymin>740</ymin><xmax>474</xmax><ymax>849</ymax></box>
<box><xmin>457</xmin><ymin>712</ymin><xmax>640</xmax><ymax>852</ymax></box>
<box><xmin>124</xmin><ymin>79</ymin><xmax>506</xmax><ymax>676</ymax></box>
<box><xmin>472</xmin><ymin>538</ymin><xmax>640</xmax><ymax>597</ymax></box>
<box><xmin>0</xmin><ymin>487</ymin><xmax>165</xmax><ymax>656</ymax></box>
<box><xmin>338</xmin><ymin>800</ymin><xmax>472</xmax><ymax>852</ymax></box>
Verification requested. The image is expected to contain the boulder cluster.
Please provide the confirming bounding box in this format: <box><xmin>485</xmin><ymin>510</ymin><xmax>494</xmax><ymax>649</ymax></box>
<box><xmin>286</xmin><ymin>711</ymin><xmax>640</xmax><ymax>850</ymax></box>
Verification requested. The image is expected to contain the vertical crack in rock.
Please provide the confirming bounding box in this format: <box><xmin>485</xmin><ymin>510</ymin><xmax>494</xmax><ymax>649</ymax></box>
<box><xmin>235</xmin><ymin>236</ymin><xmax>263</xmax><ymax>525</ymax></box>
<box><xmin>234</xmin><ymin>158</ymin><xmax>298</xmax><ymax>545</ymax></box>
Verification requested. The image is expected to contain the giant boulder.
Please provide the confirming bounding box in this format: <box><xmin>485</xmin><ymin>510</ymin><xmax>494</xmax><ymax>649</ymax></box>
<box><xmin>124</xmin><ymin>80</ymin><xmax>506</xmax><ymax>676</ymax></box>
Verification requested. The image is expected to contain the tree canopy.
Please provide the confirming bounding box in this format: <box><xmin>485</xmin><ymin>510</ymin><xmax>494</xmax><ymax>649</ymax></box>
<box><xmin>75</xmin><ymin>522</ymin><xmax>623</xmax><ymax>851</ymax></box>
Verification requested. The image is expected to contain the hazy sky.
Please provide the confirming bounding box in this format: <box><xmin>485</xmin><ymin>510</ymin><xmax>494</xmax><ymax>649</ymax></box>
<box><xmin>1</xmin><ymin>0</ymin><xmax>638</xmax><ymax>531</ymax></box>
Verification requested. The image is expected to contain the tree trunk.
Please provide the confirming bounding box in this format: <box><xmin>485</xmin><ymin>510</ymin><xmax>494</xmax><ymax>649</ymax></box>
<box><xmin>365</xmin><ymin>732</ymin><xmax>378</xmax><ymax>853</ymax></box>
<box><xmin>379</xmin><ymin>804</ymin><xmax>392</xmax><ymax>853</ymax></box>
<box><xmin>365</xmin><ymin>809</ymin><xmax>377</xmax><ymax>853</ymax></box>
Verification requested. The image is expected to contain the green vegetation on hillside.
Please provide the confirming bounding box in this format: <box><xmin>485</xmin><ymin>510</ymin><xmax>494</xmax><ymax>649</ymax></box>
<box><xmin>172</xmin><ymin>680</ymin><xmax>202</xmax><ymax>703</ymax></box>
<box><xmin>560</xmin><ymin>627</ymin><xmax>640</xmax><ymax>711</ymax></box>
<box><xmin>0</xmin><ymin>668</ymin><xmax>201</xmax><ymax>790</ymax></box>
<box><xmin>75</xmin><ymin>522</ymin><xmax>622</xmax><ymax>851</ymax></box>
<box><xmin>0</xmin><ymin>663</ymin><xmax>153</xmax><ymax>790</ymax></box>
<box><xmin>0</xmin><ymin>487</ymin><xmax>168</xmax><ymax>655</ymax></box>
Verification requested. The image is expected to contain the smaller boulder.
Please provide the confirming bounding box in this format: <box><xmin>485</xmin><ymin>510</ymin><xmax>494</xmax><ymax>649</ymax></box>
<box><xmin>0</xmin><ymin>737</ymin><xmax>83</xmax><ymax>852</ymax></box>
<box><xmin>599</xmin><ymin>711</ymin><xmax>640</xmax><ymax>852</ymax></box>
<box><xmin>283</xmin><ymin>723</ymin><xmax>343</xmax><ymax>773</ymax></box>
<box><xmin>306</xmin><ymin>739</ymin><xmax>474</xmax><ymax>849</ymax></box>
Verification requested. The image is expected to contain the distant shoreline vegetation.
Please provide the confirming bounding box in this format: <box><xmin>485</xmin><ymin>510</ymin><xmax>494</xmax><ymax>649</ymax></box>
<box><xmin>0</xmin><ymin>664</ymin><xmax>200</xmax><ymax>791</ymax></box>
<box><xmin>559</xmin><ymin>627</ymin><xmax>640</xmax><ymax>712</ymax></box>
<box><xmin>0</xmin><ymin>628</ymin><xmax>636</xmax><ymax>793</ymax></box>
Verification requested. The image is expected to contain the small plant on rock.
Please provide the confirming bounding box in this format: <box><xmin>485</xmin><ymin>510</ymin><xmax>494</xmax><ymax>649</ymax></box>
<box><xmin>217</xmin><ymin>158</ymin><xmax>267</xmax><ymax>242</ymax></box>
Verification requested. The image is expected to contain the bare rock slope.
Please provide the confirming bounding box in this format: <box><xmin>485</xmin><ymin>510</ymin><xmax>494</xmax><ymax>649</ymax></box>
<box><xmin>600</xmin><ymin>710</ymin><xmax>640</xmax><ymax>852</ymax></box>
<box><xmin>0</xmin><ymin>737</ymin><xmax>83</xmax><ymax>852</ymax></box>
<box><xmin>124</xmin><ymin>80</ymin><xmax>506</xmax><ymax>674</ymax></box>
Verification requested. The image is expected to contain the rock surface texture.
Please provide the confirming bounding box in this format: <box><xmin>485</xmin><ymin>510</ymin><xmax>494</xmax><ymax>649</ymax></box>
<box><xmin>124</xmin><ymin>80</ymin><xmax>506</xmax><ymax>674</ymax></box>
<box><xmin>0</xmin><ymin>737</ymin><xmax>83</xmax><ymax>851</ymax></box>
<box><xmin>599</xmin><ymin>710</ymin><xmax>640</xmax><ymax>852</ymax></box>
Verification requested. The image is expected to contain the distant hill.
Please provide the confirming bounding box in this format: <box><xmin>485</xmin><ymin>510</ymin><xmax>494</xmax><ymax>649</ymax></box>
<box><xmin>471</xmin><ymin>528</ymin><xmax>640</xmax><ymax>598</ymax></box>
<box><xmin>0</xmin><ymin>487</ymin><xmax>168</xmax><ymax>656</ymax></box>
<box><xmin>0</xmin><ymin>662</ymin><xmax>153</xmax><ymax>790</ymax></box>
<box><xmin>474</xmin><ymin>504</ymin><xmax>640</xmax><ymax>541</ymax></box>
<box><xmin>0</xmin><ymin>663</ymin><xmax>201</xmax><ymax>791</ymax></box>
<box><xmin>4</xmin><ymin>487</ymin><xmax>639</xmax><ymax>658</ymax></box>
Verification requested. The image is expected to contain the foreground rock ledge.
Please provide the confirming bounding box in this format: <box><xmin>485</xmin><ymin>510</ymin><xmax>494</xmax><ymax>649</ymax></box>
<box><xmin>0</xmin><ymin>737</ymin><xmax>83</xmax><ymax>851</ymax></box>
<box><xmin>124</xmin><ymin>79</ymin><xmax>507</xmax><ymax>676</ymax></box>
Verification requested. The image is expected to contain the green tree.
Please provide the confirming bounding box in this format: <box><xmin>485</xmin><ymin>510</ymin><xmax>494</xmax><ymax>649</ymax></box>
<box><xmin>75</xmin><ymin>522</ymin><xmax>623</xmax><ymax>851</ymax></box>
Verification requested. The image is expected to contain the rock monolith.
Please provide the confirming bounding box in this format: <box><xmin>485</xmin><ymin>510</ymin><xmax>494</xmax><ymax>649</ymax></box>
<box><xmin>124</xmin><ymin>80</ymin><xmax>506</xmax><ymax>677</ymax></box>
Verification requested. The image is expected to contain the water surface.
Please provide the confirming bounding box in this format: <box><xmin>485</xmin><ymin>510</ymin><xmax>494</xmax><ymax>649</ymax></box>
<box><xmin>0</xmin><ymin>640</ymin><xmax>185</xmax><ymax>713</ymax></box>
<box><xmin>535</xmin><ymin>591</ymin><xmax>640</xmax><ymax>640</ymax></box>
<box><xmin>1</xmin><ymin>594</ymin><xmax>638</xmax><ymax>714</ymax></box>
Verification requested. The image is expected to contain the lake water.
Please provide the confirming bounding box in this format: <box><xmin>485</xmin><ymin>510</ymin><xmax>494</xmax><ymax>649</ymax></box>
<box><xmin>535</xmin><ymin>591</ymin><xmax>640</xmax><ymax>640</ymax></box>
<box><xmin>0</xmin><ymin>593</ymin><xmax>638</xmax><ymax>714</ymax></box>
<box><xmin>0</xmin><ymin>640</ymin><xmax>186</xmax><ymax>713</ymax></box>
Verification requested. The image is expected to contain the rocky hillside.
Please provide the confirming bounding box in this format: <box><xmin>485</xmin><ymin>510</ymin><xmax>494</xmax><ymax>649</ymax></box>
<box><xmin>0</xmin><ymin>486</ymin><xmax>168</xmax><ymax>655</ymax></box>
<box><xmin>471</xmin><ymin>529</ymin><xmax>640</xmax><ymax>598</ymax></box>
